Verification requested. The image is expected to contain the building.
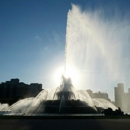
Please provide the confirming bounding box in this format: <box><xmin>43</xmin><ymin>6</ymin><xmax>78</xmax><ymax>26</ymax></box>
<box><xmin>86</xmin><ymin>89</ymin><xmax>93</xmax><ymax>98</ymax></box>
<box><xmin>114</xmin><ymin>83</ymin><xmax>130</xmax><ymax>112</ymax></box>
<box><xmin>0</xmin><ymin>78</ymin><xmax>42</xmax><ymax>105</ymax></box>
<box><xmin>87</xmin><ymin>89</ymin><xmax>110</xmax><ymax>101</ymax></box>
<box><xmin>114</xmin><ymin>83</ymin><xmax>124</xmax><ymax>109</ymax></box>
<box><xmin>28</xmin><ymin>83</ymin><xmax>42</xmax><ymax>97</ymax></box>
<box><xmin>93</xmin><ymin>91</ymin><xmax>109</xmax><ymax>100</ymax></box>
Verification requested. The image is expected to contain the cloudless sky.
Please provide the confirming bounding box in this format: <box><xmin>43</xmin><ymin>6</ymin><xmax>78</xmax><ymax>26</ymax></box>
<box><xmin>0</xmin><ymin>0</ymin><xmax>130</xmax><ymax>100</ymax></box>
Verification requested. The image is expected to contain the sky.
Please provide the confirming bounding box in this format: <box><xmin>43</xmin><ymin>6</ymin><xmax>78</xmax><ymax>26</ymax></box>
<box><xmin>0</xmin><ymin>0</ymin><xmax>130</xmax><ymax>100</ymax></box>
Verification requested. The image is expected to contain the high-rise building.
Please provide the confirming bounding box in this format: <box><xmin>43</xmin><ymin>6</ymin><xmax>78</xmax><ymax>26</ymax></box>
<box><xmin>0</xmin><ymin>79</ymin><xmax>42</xmax><ymax>105</ymax></box>
<box><xmin>114</xmin><ymin>83</ymin><xmax>130</xmax><ymax>112</ymax></box>
<box><xmin>28</xmin><ymin>83</ymin><xmax>42</xmax><ymax>97</ymax></box>
<box><xmin>114</xmin><ymin>83</ymin><xmax>124</xmax><ymax>109</ymax></box>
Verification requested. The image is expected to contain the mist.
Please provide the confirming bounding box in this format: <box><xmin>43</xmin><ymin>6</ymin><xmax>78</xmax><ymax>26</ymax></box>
<box><xmin>66</xmin><ymin>4</ymin><xmax>130</xmax><ymax>99</ymax></box>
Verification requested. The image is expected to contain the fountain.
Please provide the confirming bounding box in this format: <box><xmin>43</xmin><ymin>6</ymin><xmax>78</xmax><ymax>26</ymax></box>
<box><xmin>0</xmin><ymin>4</ymin><xmax>118</xmax><ymax>115</ymax></box>
<box><xmin>7</xmin><ymin>75</ymin><xmax>117</xmax><ymax>115</ymax></box>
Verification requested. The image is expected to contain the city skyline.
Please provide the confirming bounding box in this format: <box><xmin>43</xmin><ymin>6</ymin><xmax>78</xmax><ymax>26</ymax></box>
<box><xmin>1</xmin><ymin>0</ymin><xmax>130</xmax><ymax>100</ymax></box>
<box><xmin>0</xmin><ymin>77</ymin><xmax>119</xmax><ymax>114</ymax></box>
<box><xmin>0</xmin><ymin>78</ymin><xmax>128</xmax><ymax>102</ymax></box>
<box><xmin>1</xmin><ymin>78</ymin><xmax>130</xmax><ymax>113</ymax></box>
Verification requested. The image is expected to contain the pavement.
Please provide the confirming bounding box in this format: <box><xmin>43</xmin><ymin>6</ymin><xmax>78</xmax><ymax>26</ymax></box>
<box><xmin>0</xmin><ymin>119</ymin><xmax>130</xmax><ymax>130</ymax></box>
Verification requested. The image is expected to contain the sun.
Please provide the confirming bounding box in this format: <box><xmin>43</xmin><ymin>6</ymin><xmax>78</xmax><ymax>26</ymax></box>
<box><xmin>53</xmin><ymin>65</ymin><xmax>80</xmax><ymax>87</ymax></box>
<box><xmin>65</xmin><ymin>66</ymin><xmax>79</xmax><ymax>83</ymax></box>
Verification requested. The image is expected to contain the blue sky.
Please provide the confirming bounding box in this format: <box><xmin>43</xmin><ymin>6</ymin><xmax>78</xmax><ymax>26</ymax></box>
<box><xmin>0</xmin><ymin>0</ymin><xmax>130</xmax><ymax>100</ymax></box>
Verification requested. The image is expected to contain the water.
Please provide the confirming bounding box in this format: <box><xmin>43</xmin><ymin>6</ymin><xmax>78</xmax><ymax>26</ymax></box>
<box><xmin>59</xmin><ymin>95</ymin><xmax>65</xmax><ymax>113</ymax></box>
<box><xmin>0</xmin><ymin>4</ymin><xmax>120</xmax><ymax>115</ymax></box>
<box><xmin>5</xmin><ymin>76</ymin><xmax>116</xmax><ymax>115</ymax></box>
<box><xmin>0</xmin><ymin>103</ymin><xmax>9</xmax><ymax>111</ymax></box>
<box><xmin>65</xmin><ymin>4</ymin><xmax>130</xmax><ymax>94</ymax></box>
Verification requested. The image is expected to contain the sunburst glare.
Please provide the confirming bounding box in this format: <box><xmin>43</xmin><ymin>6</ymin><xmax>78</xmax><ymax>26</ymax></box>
<box><xmin>53</xmin><ymin>65</ymin><xmax>80</xmax><ymax>88</ymax></box>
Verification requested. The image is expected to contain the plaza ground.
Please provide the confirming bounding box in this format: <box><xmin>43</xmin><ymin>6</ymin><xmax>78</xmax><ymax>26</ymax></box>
<box><xmin>0</xmin><ymin>118</ymin><xmax>130</xmax><ymax>130</ymax></box>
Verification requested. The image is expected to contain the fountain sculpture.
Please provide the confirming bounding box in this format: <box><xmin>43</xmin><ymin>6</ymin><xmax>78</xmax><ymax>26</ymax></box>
<box><xmin>7</xmin><ymin>75</ymin><xmax>117</xmax><ymax>115</ymax></box>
